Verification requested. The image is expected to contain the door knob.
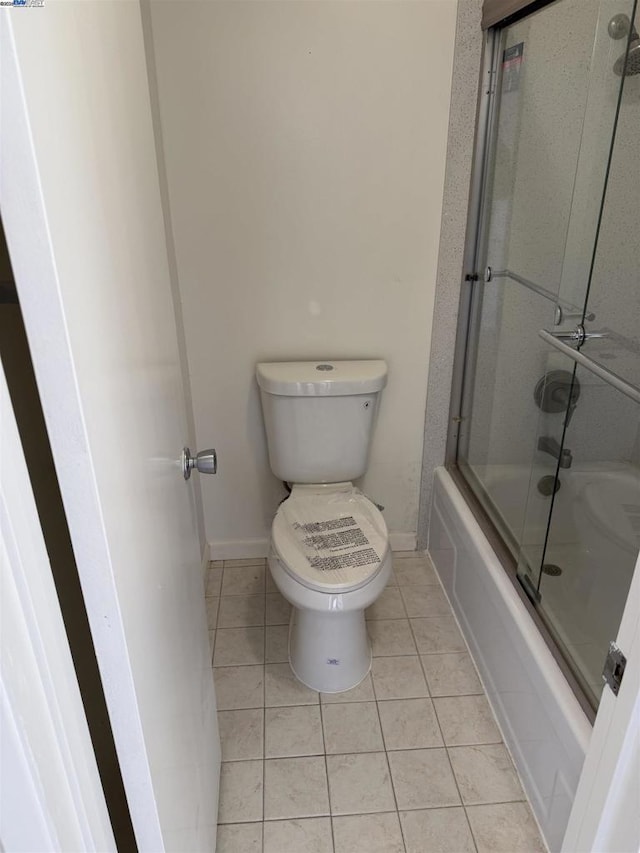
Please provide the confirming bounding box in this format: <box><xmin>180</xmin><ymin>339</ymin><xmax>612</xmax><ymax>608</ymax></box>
<box><xmin>182</xmin><ymin>447</ymin><xmax>217</xmax><ymax>480</ymax></box>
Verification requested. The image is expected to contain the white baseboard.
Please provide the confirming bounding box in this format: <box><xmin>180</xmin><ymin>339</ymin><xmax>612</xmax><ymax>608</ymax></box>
<box><xmin>388</xmin><ymin>532</ymin><xmax>417</xmax><ymax>552</ymax></box>
<box><xmin>208</xmin><ymin>539</ymin><xmax>270</xmax><ymax>561</ymax></box>
<box><xmin>208</xmin><ymin>532</ymin><xmax>417</xmax><ymax>562</ymax></box>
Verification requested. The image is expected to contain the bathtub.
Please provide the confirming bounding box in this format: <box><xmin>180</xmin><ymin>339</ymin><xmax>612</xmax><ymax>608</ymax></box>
<box><xmin>429</xmin><ymin>467</ymin><xmax>592</xmax><ymax>852</ymax></box>
<box><xmin>473</xmin><ymin>461</ymin><xmax>639</xmax><ymax>693</ymax></box>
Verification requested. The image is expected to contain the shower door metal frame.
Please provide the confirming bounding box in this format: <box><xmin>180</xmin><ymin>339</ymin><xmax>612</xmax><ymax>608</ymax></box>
<box><xmin>444</xmin><ymin>28</ymin><xmax>502</xmax><ymax>470</ymax></box>
<box><xmin>445</xmin><ymin>0</ymin><xmax>640</xmax><ymax>720</ymax></box>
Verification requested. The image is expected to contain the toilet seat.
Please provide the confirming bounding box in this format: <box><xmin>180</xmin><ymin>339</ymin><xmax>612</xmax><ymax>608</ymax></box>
<box><xmin>272</xmin><ymin>483</ymin><xmax>389</xmax><ymax>594</ymax></box>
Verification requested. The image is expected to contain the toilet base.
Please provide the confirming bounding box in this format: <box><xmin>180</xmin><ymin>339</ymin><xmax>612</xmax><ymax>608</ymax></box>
<box><xmin>288</xmin><ymin>606</ymin><xmax>371</xmax><ymax>693</ymax></box>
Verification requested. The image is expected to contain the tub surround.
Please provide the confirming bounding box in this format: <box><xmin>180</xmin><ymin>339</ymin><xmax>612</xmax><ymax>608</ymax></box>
<box><xmin>417</xmin><ymin>0</ymin><xmax>485</xmax><ymax>546</ymax></box>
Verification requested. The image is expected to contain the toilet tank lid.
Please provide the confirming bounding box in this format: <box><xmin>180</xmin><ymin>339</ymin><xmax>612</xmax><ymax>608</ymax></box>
<box><xmin>256</xmin><ymin>360</ymin><xmax>388</xmax><ymax>396</ymax></box>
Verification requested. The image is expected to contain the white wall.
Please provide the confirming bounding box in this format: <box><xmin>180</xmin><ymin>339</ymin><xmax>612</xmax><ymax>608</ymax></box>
<box><xmin>148</xmin><ymin>0</ymin><xmax>458</xmax><ymax>556</ymax></box>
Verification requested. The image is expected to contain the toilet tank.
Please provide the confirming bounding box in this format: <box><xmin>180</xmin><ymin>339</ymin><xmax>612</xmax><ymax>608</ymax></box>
<box><xmin>256</xmin><ymin>360</ymin><xmax>387</xmax><ymax>484</ymax></box>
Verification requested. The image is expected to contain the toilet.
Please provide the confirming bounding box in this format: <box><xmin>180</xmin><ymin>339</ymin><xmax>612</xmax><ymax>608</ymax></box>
<box><xmin>256</xmin><ymin>359</ymin><xmax>391</xmax><ymax>693</ymax></box>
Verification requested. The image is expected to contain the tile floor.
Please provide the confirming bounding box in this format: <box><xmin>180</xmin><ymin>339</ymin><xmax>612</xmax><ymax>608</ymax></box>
<box><xmin>206</xmin><ymin>552</ymin><xmax>547</xmax><ymax>853</ymax></box>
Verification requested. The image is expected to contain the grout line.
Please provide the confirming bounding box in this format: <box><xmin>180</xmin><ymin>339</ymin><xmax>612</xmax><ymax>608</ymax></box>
<box><xmin>426</xmin><ymin>659</ymin><xmax>478</xmax><ymax>853</ymax></box>
<box><xmin>373</xmin><ymin>684</ymin><xmax>408</xmax><ymax>852</ymax></box>
<box><xmin>211</xmin><ymin>591</ymin><xmax>222</xmax><ymax>665</ymax></box>
<box><xmin>319</xmin><ymin>702</ymin><xmax>337</xmax><ymax>851</ymax></box>
<box><xmin>395</xmin><ymin>563</ymin><xmax>464</xmax><ymax>793</ymax></box>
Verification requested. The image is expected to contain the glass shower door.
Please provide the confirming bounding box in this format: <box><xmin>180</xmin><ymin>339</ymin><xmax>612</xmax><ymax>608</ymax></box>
<box><xmin>455</xmin><ymin>0</ymin><xmax>639</xmax><ymax>711</ymax></box>
<box><xmin>516</xmin><ymin>19</ymin><xmax>640</xmax><ymax>706</ymax></box>
<box><xmin>457</xmin><ymin>0</ymin><xmax>635</xmax><ymax>556</ymax></box>
<box><xmin>518</xmin><ymin>357</ymin><xmax>639</xmax><ymax>707</ymax></box>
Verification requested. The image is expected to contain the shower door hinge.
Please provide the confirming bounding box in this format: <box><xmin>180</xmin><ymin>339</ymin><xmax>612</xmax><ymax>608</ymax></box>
<box><xmin>602</xmin><ymin>642</ymin><xmax>627</xmax><ymax>696</ymax></box>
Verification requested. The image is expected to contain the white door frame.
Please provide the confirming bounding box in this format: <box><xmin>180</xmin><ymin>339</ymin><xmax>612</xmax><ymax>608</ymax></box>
<box><xmin>0</xmin><ymin>12</ymin><xmax>163</xmax><ymax>849</ymax></box>
<box><xmin>0</xmin><ymin>358</ymin><xmax>115</xmax><ymax>852</ymax></box>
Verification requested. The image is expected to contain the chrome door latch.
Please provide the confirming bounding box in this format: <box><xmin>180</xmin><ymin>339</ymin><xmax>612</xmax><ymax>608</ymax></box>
<box><xmin>602</xmin><ymin>642</ymin><xmax>626</xmax><ymax>696</ymax></box>
<box><xmin>549</xmin><ymin>325</ymin><xmax>608</xmax><ymax>346</ymax></box>
<box><xmin>182</xmin><ymin>447</ymin><xmax>217</xmax><ymax>480</ymax></box>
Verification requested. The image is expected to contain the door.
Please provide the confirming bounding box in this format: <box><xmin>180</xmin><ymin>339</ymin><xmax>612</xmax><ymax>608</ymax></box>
<box><xmin>1</xmin><ymin>360</ymin><xmax>114</xmax><ymax>852</ymax></box>
<box><xmin>1</xmin><ymin>3</ymin><xmax>220</xmax><ymax>851</ymax></box>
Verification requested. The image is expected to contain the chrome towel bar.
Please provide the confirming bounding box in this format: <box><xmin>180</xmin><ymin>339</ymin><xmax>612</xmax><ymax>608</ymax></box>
<box><xmin>539</xmin><ymin>329</ymin><xmax>640</xmax><ymax>405</ymax></box>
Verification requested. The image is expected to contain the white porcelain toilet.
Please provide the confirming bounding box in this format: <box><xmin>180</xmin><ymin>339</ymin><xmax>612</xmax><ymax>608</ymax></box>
<box><xmin>256</xmin><ymin>359</ymin><xmax>391</xmax><ymax>693</ymax></box>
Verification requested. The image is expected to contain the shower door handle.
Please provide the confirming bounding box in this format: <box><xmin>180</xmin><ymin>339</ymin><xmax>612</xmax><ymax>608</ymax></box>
<box><xmin>547</xmin><ymin>325</ymin><xmax>609</xmax><ymax>346</ymax></box>
<box><xmin>539</xmin><ymin>330</ymin><xmax>640</xmax><ymax>405</ymax></box>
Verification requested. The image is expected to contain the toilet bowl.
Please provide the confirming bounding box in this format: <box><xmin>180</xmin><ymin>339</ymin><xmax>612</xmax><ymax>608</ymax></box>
<box><xmin>269</xmin><ymin>482</ymin><xmax>392</xmax><ymax>692</ymax></box>
<box><xmin>256</xmin><ymin>359</ymin><xmax>389</xmax><ymax>693</ymax></box>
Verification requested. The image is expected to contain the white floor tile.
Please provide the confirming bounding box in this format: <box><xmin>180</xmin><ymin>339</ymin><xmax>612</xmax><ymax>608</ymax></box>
<box><xmin>263</xmin><ymin>817</ymin><xmax>333</xmax><ymax>853</ymax></box>
<box><xmin>218</xmin><ymin>709</ymin><xmax>264</xmax><ymax>761</ymax></box>
<box><xmin>466</xmin><ymin>802</ymin><xmax>546</xmax><ymax>852</ymax></box>
<box><xmin>410</xmin><ymin>616</ymin><xmax>466</xmax><ymax>654</ymax></box>
<box><xmin>321</xmin><ymin>673</ymin><xmax>375</xmax><ymax>704</ymax></box>
<box><xmin>218</xmin><ymin>760</ymin><xmax>263</xmax><ymax>823</ymax></box>
<box><xmin>265</xmin><ymin>663</ymin><xmax>319</xmax><ymax>707</ymax></box>
<box><xmin>433</xmin><ymin>695</ymin><xmax>502</xmax><ymax>746</ymax></box>
<box><xmin>206</xmin><ymin>596</ymin><xmax>219</xmax><ymax>630</ymax></box>
<box><xmin>394</xmin><ymin>557</ymin><xmax>439</xmax><ymax>586</ymax></box>
<box><xmin>217</xmin><ymin>594</ymin><xmax>265</xmax><ymax>628</ymax></box>
<box><xmin>216</xmin><ymin>822</ymin><xmax>262</xmax><ymax>853</ymax></box>
<box><xmin>326</xmin><ymin>752</ymin><xmax>396</xmax><ymax>816</ymax></box>
<box><xmin>333</xmin><ymin>812</ymin><xmax>404</xmax><ymax>853</ymax></box>
<box><xmin>265</xmin><ymin>705</ymin><xmax>324</xmax><ymax>758</ymax></box>
<box><xmin>400</xmin><ymin>585</ymin><xmax>451</xmax><ymax>618</ymax></box>
<box><xmin>321</xmin><ymin>701</ymin><xmax>384</xmax><ymax>754</ymax></box>
<box><xmin>371</xmin><ymin>656</ymin><xmax>428</xmax><ymax>700</ymax></box>
<box><xmin>400</xmin><ymin>807</ymin><xmax>475</xmax><ymax>853</ymax></box>
<box><xmin>365</xmin><ymin>588</ymin><xmax>407</xmax><ymax>621</ymax></box>
<box><xmin>421</xmin><ymin>652</ymin><xmax>482</xmax><ymax>696</ymax></box>
<box><xmin>214</xmin><ymin>665</ymin><xmax>264</xmax><ymax>710</ymax></box>
<box><xmin>266</xmin><ymin>570</ymin><xmax>278</xmax><ymax>593</ymax></box>
<box><xmin>205</xmin><ymin>567</ymin><xmax>222</xmax><ymax>597</ymax></box>
<box><xmin>264</xmin><ymin>756</ymin><xmax>330</xmax><ymax>820</ymax></box>
<box><xmin>387</xmin><ymin>748</ymin><xmax>460</xmax><ymax>810</ymax></box>
<box><xmin>368</xmin><ymin>619</ymin><xmax>417</xmax><ymax>656</ymax></box>
<box><xmin>449</xmin><ymin>744</ymin><xmax>523</xmax><ymax>805</ymax></box>
<box><xmin>265</xmin><ymin>625</ymin><xmax>289</xmax><ymax>663</ymax></box>
<box><xmin>213</xmin><ymin>627</ymin><xmax>265</xmax><ymax>667</ymax></box>
<box><xmin>266</xmin><ymin>591</ymin><xmax>292</xmax><ymax>625</ymax></box>
<box><xmin>377</xmin><ymin>698</ymin><xmax>443</xmax><ymax>750</ymax></box>
<box><xmin>222</xmin><ymin>564</ymin><xmax>265</xmax><ymax>595</ymax></box>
